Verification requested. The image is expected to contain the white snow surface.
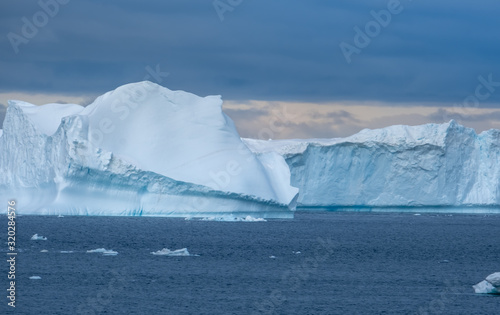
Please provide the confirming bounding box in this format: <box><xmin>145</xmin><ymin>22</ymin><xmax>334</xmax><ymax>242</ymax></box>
<box><xmin>485</xmin><ymin>272</ymin><xmax>500</xmax><ymax>287</ymax></box>
<box><xmin>0</xmin><ymin>81</ymin><xmax>297</xmax><ymax>217</ymax></box>
<box><xmin>244</xmin><ymin>121</ymin><xmax>500</xmax><ymax>209</ymax></box>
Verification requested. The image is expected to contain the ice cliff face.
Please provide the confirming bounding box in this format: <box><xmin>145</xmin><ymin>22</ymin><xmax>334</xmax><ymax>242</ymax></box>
<box><xmin>244</xmin><ymin>121</ymin><xmax>500</xmax><ymax>209</ymax></box>
<box><xmin>0</xmin><ymin>82</ymin><xmax>298</xmax><ymax>217</ymax></box>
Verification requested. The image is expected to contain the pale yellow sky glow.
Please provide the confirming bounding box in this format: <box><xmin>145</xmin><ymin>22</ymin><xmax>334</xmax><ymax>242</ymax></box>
<box><xmin>1</xmin><ymin>92</ymin><xmax>499</xmax><ymax>139</ymax></box>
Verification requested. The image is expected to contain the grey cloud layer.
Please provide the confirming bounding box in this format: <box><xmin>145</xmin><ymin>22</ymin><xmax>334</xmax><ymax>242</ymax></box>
<box><xmin>1</xmin><ymin>0</ymin><xmax>500</xmax><ymax>104</ymax></box>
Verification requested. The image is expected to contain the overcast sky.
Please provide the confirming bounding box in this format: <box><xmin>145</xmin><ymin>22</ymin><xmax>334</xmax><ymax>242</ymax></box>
<box><xmin>1</xmin><ymin>0</ymin><xmax>500</xmax><ymax>138</ymax></box>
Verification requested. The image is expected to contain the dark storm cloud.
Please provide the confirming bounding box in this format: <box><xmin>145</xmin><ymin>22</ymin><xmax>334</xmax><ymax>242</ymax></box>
<box><xmin>1</xmin><ymin>0</ymin><xmax>500</xmax><ymax>104</ymax></box>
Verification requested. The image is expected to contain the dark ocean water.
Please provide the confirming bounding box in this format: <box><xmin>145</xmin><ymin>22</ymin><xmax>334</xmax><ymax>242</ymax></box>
<box><xmin>1</xmin><ymin>212</ymin><xmax>499</xmax><ymax>315</ymax></box>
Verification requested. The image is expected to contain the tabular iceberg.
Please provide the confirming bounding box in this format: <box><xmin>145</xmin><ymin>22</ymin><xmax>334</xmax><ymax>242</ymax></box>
<box><xmin>0</xmin><ymin>81</ymin><xmax>298</xmax><ymax>218</ymax></box>
<box><xmin>244</xmin><ymin>121</ymin><xmax>500</xmax><ymax>212</ymax></box>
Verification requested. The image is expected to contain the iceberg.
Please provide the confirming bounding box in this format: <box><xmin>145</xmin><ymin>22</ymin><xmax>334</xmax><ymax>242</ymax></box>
<box><xmin>0</xmin><ymin>82</ymin><xmax>298</xmax><ymax>218</ymax></box>
<box><xmin>151</xmin><ymin>248</ymin><xmax>196</xmax><ymax>256</ymax></box>
<box><xmin>244</xmin><ymin>121</ymin><xmax>500</xmax><ymax>211</ymax></box>
<box><xmin>473</xmin><ymin>272</ymin><xmax>500</xmax><ymax>294</ymax></box>
<box><xmin>30</xmin><ymin>234</ymin><xmax>47</xmax><ymax>241</ymax></box>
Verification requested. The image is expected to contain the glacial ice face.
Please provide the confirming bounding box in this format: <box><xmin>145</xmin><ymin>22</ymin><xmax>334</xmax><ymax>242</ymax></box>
<box><xmin>244</xmin><ymin>121</ymin><xmax>500</xmax><ymax>209</ymax></box>
<box><xmin>0</xmin><ymin>81</ymin><xmax>297</xmax><ymax>217</ymax></box>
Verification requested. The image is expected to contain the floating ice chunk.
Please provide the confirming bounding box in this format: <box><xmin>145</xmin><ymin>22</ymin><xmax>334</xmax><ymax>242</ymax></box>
<box><xmin>241</xmin><ymin>216</ymin><xmax>266</xmax><ymax>222</ymax></box>
<box><xmin>473</xmin><ymin>272</ymin><xmax>500</xmax><ymax>294</ymax></box>
<box><xmin>40</xmin><ymin>250</ymin><xmax>48</xmax><ymax>253</ymax></box>
<box><xmin>151</xmin><ymin>248</ymin><xmax>197</xmax><ymax>256</ymax></box>
<box><xmin>485</xmin><ymin>272</ymin><xmax>500</xmax><ymax>287</ymax></box>
<box><xmin>293</xmin><ymin>251</ymin><xmax>301</xmax><ymax>255</ymax></box>
<box><xmin>30</xmin><ymin>234</ymin><xmax>47</xmax><ymax>241</ymax></box>
<box><xmin>473</xmin><ymin>280</ymin><xmax>499</xmax><ymax>294</ymax></box>
<box><xmin>29</xmin><ymin>276</ymin><xmax>41</xmax><ymax>280</ymax></box>
<box><xmin>86</xmin><ymin>248</ymin><xmax>108</xmax><ymax>253</ymax></box>
<box><xmin>200</xmin><ymin>215</ymin><xmax>266</xmax><ymax>222</ymax></box>
<box><xmin>60</xmin><ymin>251</ymin><xmax>74</xmax><ymax>253</ymax></box>
<box><xmin>86</xmin><ymin>248</ymin><xmax>118</xmax><ymax>255</ymax></box>
<box><xmin>269</xmin><ymin>255</ymin><xmax>276</xmax><ymax>259</ymax></box>
<box><xmin>58</xmin><ymin>215</ymin><xmax>64</xmax><ymax>218</ymax></box>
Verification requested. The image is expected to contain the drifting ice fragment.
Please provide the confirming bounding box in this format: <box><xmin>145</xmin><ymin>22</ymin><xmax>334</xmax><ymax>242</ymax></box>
<box><xmin>151</xmin><ymin>248</ymin><xmax>197</xmax><ymax>256</ymax></box>
<box><xmin>40</xmin><ymin>250</ymin><xmax>48</xmax><ymax>253</ymax></box>
<box><xmin>473</xmin><ymin>272</ymin><xmax>500</xmax><ymax>294</ymax></box>
<box><xmin>30</xmin><ymin>234</ymin><xmax>47</xmax><ymax>241</ymax></box>
<box><xmin>86</xmin><ymin>248</ymin><xmax>107</xmax><ymax>253</ymax></box>
<box><xmin>60</xmin><ymin>251</ymin><xmax>74</xmax><ymax>254</ymax></box>
<box><xmin>87</xmin><ymin>248</ymin><xmax>118</xmax><ymax>255</ymax></box>
<box><xmin>29</xmin><ymin>276</ymin><xmax>41</xmax><ymax>280</ymax></box>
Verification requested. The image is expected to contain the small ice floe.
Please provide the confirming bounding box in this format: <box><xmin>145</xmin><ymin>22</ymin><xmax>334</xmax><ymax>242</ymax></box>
<box><xmin>473</xmin><ymin>272</ymin><xmax>500</xmax><ymax>294</ymax></box>
<box><xmin>30</xmin><ymin>234</ymin><xmax>47</xmax><ymax>241</ymax></box>
<box><xmin>293</xmin><ymin>251</ymin><xmax>301</xmax><ymax>255</ymax></box>
<box><xmin>269</xmin><ymin>255</ymin><xmax>276</xmax><ymax>259</ymax></box>
<box><xmin>438</xmin><ymin>260</ymin><xmax>450</xmax><ymax>263</ymax></box>
<box><xmin>29</xmin><ymin>276</ymin><xmax>41</xmax><ymax>280</ymax></box>
<box><xmin>86</xmin><ymin>248</ymin><xmax>118</xmax><ymax>256</ymax></box>
<box><xmin>414</xmin><ymin>213</ymin><xmax>421</xmax><ymax>216</ymax></box>
<box><xmin>201</xmin><ymin>215</ymin><xmax>266</xmax><ymax>222</ymax></box>
<box><xmin>40</xmin><ymin>250</ymin><xmax>49</xmax><ymax>253</ymax></box>
<box><xmin>58</xmin><ymin>215</ymin><xmax>64</xmax><ymax>218</ymax></box>
<box><xmin>151</xmin><ymin>248</ymin><xmax>198</xmax><ymax>256</ymax></box>
<box><xmin>60</xmin><ymin>251</ymin><xmax>74</xmax><ymax>254</ymax></box>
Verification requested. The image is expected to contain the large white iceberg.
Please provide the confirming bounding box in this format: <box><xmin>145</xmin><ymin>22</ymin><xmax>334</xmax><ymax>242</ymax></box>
<box><xmin>0</xmin><ymin>82</ymin><xmax>298</xmax><ymax>218</ymax></box>
<box><xmin>244</xmin><ymin>121</ymin><xmax>500</xmax><ymax>211</ymax></box>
